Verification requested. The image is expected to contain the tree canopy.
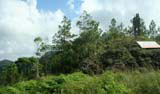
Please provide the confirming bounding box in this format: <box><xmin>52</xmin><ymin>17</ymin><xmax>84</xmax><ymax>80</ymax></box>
<box><xmin>1</xmin><ymin>12</ymin><xmax>160</xmax><ymax>86</ymax></box>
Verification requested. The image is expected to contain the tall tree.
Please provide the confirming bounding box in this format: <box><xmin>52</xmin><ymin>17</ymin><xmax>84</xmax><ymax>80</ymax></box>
<box><xmin>53</xmin><ymin>16</ymin><xmax>75</xmax><ymax>51</ymax></box>
<box><xmin>76</xmin><ymin>11</ymin><xmax>102</xmax><ymax>57</ymax></box>
<box><xmin>109</xmin><ymin>18</ymin><xmax>117</xmax><ymax>32</ymax></box>
<box><xmin>104</xmin><ymin>18</ymin><xmax>125</xmax><ymax>41</ymax></box>
<box><xmin>75</xmin><ymin>11</ymin><xmax>103</xmax><ymax>74</ymax></box>
<box><xmin>34</xmin><ymin>37</ymin><xmax>47</xmax><ymax>78</ymax></box>
<box><xmin>52</xmin><ymin>16</ymin><xmax>76</xmax><ymax>73</ymax></box>
<box><xmin>133</xmin><ymin>14</ymin><xmax>141</xmax><ymax>37</ymax></box>
<box><xmin>148</xmin><ymin>20</ymin><xmax>157</xmax><ymax>38</ymax></box>
<box><xmin>132</xmin><ymin>13</ymin><xmax>146</xmax><ymax>37</ymax></box>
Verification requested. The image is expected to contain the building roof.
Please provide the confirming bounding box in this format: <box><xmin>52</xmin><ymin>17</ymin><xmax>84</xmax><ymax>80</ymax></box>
<box><xmin>137</xmin><ymin>41</ymin><xmax>160</xmax><ymax>48</ymax></box>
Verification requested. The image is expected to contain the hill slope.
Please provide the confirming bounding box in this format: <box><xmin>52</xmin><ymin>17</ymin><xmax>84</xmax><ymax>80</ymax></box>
<box><xmin>0</xmin><ymin>59</ymin><xmax>13</xmax><ymax>69</ymax></box>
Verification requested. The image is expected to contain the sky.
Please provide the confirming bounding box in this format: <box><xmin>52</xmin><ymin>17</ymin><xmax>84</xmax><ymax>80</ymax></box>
<box><xmin>0</xmin><ymin>0</ymin><xmax>160</xmax><ymax>61</ymax></box>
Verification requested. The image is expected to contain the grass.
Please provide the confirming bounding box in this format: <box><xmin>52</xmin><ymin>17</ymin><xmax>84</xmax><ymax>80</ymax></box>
<box><xmin>0</xmin><ymin>70</ymin><xmax>160</xmax><ymax>94</ymax></box>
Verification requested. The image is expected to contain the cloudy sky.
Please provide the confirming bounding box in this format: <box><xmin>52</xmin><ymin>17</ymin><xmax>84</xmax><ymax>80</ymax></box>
<box><xmin>0</xmin><ymin>0</ymin><xmax>160</xmax><ymax>61</ymax></box>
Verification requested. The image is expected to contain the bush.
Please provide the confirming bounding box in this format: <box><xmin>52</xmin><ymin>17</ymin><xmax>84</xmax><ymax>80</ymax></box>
<box><xmin>0</xmin><ymin>72</ymin><xmax>129</xmax><ymax>94</ymax></box>
<box><xmin>132</xmin><ymin>72</ymin><xmax>160</xmax><ymax>94</ymax></box>
<box><xmin>100</xmin><ymin>72</ymin><xmax>129</xmax><ymax>94</ymax></box>
<box><xmin>80</xmin><ymin>57</ymin><xmax>103</xmax><ymax>75</ymax></box>
<box><xmin>101</xmin><ymin>44</ymin><xmax>136</xmax><ymax>69</ymax></box>
<box><xmin>1</xmin><ymin>71</ymin><xmax>160</xmax><ymax>94</ymax></box>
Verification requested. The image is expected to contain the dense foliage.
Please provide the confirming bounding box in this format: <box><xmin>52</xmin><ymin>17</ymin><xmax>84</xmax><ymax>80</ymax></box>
<box><xmin>1</xmin><ymin>71</ymin><xmax>160</xmax><ymax>94</ymax></box>
<box><xmin>1</xmin><ymin>11</ymin><xmax>160</xmax><ymax>90</ymax></box>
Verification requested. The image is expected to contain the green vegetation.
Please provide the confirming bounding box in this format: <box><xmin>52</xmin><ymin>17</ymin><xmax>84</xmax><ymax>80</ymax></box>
<box><xmin>1</xmin><ymin>11</ymin><xmax>160</xmax><ymax>93</ymax></box>
<box><xmin>1</xmin><ymin>71</ymin><xmax>160</xmax><ymax>94</ymax></box>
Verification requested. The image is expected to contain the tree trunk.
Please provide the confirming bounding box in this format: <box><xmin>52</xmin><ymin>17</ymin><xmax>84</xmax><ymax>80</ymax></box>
<box><xmin>36</xmin><ymin>60</ymin><xmax>40</xmax><ymax>78</ymax></box>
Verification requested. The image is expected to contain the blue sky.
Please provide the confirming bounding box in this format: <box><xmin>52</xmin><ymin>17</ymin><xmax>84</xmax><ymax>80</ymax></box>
<box><xmin>37</xmin><ymin>0</ymin><xmax>81</xmax><ymax>18</ymax></box>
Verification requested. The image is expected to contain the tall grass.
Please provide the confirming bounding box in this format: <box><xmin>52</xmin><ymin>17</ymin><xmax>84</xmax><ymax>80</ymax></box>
<box><xmin>0</xmin><ymin>70</ymin><xmax>160</xmax><ymax>94</ymax></box>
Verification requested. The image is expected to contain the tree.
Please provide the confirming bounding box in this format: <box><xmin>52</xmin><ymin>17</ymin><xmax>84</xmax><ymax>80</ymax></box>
<box><xmin>34</xmin><ymin>37</ymin><xmax>46</xmax><ymax>78</ymax></box>
<box><xmin>109</xmin><ymin>18</ymin><xmax>118</xmax><ymax>39</ymax></box>
<box><xmin>133</xmin><ymin>14</ymin><xmax>141</xmax><ymax>37</ymax></box>
<box><xmin>155</xmin><ymin>27</ymin><xmax>160</xmax><ymax>41</ymax></box>
<box><xmin>15</xmin><ymin>57</ymin><xmax>38</xmax><ymax>79</ymax></box>
<box><xmin>52</xmin><ymin>16</ymin><xmax>76</xmax><ymax>73</ymax></box>
<box><xmin>75</xmin><ymin>11</ymin><xmax>103</xmax><ymax>74</ymax></box>
<box><xmin>0</xmin><ymin>64</ymin><xmax>20</xmax><ymax>85</ymax></box>
<box><xmin>132</xmin><ymin>13</ymin><xmax>147</xmax><ymax>37</ymax></box>
<box><xmin>117</xmin><ymin>22</ymin><xmax>124</xmax><ymax>32</ymax></box>
<box><xmin>148</xmin><ymin>20</ymin><xmax>157</xmax><ymax>38</ymax></box>
<box><xmin>102</xmin><ymin>19</ymin><xmax>125</xmax><ymax>42</ymax></box>
<box><xmin>53</xmin><ymin>16</ymin><xmax>75</xmax><ymax>51</ymax></box>
<box><xmin>76</xmin><ymin>11</ymin><xmax>102</xmax><ymax>57</ymax></box>
<box><xmin>109</xmin><ymin>18</ymin><xmax>117</xmax><ymax>32</ymax></box>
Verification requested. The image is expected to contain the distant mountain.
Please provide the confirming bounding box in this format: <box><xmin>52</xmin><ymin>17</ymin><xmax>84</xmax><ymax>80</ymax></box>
<box><xmin>0</xmin><ymin>59</ymin><xmax>13</xmax><ymax>69</ymax></box>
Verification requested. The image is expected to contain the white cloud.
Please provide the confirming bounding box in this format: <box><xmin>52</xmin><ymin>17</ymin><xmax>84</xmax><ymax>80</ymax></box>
<box><xmin>0</xmin><ymin>0</ymin><xmax>64</xmax><ymax>60</ymax></box>
<box><xmin>1</xmin><ymin>0</ymin><xmax>160</xmax><ymax>60</ymax></box>
<box><xmin>67</xmin><ymin>0</ymin><xmax>75</xmax><ymax>10</ymax></box>
<box><xmin>80</xmin><ymin>0</ymin><xmax>160</xmax><ymax>29</ymax></box>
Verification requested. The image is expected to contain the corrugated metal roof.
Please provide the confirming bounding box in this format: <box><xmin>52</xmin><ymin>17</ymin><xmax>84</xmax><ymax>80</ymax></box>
<box><xmin>137</xmin><ymin>41</ymin><xmax>160</xmax><ymax>48</ymax></box>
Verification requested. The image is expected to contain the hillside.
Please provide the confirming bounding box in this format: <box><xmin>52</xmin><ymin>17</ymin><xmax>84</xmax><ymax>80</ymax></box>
<box><xmin>0</xmin><ymin>60</ymin><xmax>13</xmax><ymax>69</ymax></box>
<box><xmin>1</xmin><ymin>11</ymin><xmax>160</xmax><ymax>94</ymax></box>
